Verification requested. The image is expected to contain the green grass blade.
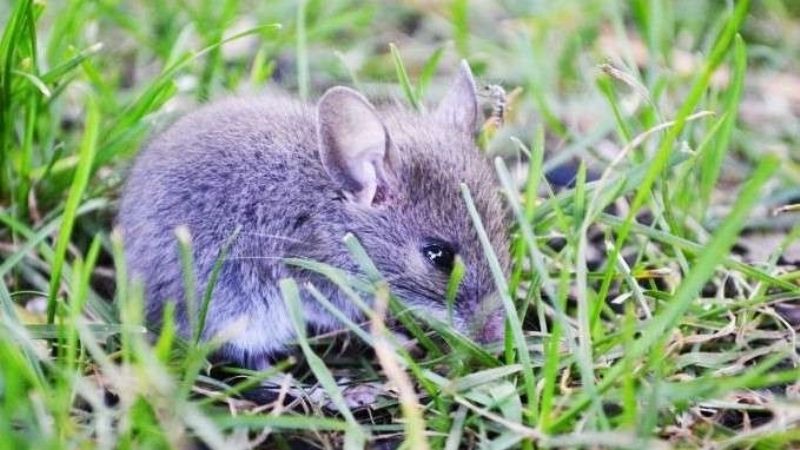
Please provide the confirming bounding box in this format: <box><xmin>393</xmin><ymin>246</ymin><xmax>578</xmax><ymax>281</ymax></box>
<box><xmin>389</xmin><ymin>43</ymin><xmax>421</xmax><ymax>111</ymax></box>
<box><xmin>296</xmin><ymin>0</ymin><xmax>309</xmax><ymax>100</ymax></box>
<box><xmin>196</xmin><ymin>226</ymin><xmax>240</xmax><ymax>345</ymax></box>
<box><xmin>460</xmin><ymin>183</ymin><xmax>537</xmax><ymax>426</ymax></box>
<box><xmin>280</xmin><ymin>278</ymin><xmax>367</xmax><ymax>441</ymax></box>
<box><xmin>46</xmin><ymin>95</ymin><xmax>99</xmax><ymax>322</ymax></box>
<box><xmin>699</xmin><ymin>34</ymin><xmax>747</xmax><ymax>209</ymax></box>
<box><xmin>416</xmin><ymin>46</ymin><xmax>445</xmax><ymax>100</ymax></box>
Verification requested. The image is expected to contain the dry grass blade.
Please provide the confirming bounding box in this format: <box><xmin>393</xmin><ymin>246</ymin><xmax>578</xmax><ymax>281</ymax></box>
<box><xmin>370</xmin><ymin>284</ymin><xmax>430</xmax><ymax>450</ymax></box>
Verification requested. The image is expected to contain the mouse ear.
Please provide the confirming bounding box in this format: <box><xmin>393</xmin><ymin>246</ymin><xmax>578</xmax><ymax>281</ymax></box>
<box><xmin>434</xmin><ymin>60</ymin><xmax>479</xmax><ymax>134</ymax></box>
<box><xmin>317</xmin><ymin>87</ymin><xmax>397</xmax><ymax>207</ymax></box>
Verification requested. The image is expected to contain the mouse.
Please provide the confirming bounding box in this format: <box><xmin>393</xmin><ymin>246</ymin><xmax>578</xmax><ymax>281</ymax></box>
<box><xmin>118</xmin><ymin>61</ymin><xmax>511</xmax><ymax>371</ymax></box>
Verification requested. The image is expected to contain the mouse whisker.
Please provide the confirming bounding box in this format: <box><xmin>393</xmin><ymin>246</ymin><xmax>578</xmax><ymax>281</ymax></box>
<box><xmin>303</xmin><ymin>264</ymin><xmax>446</xmax><ymax>303</ymax></box>
<box><xmin>224</xmin><ymin>256</ymin><xmax>286</xmax><ymax>261</ymax></box>
<box><xmin>236</xmin><ymin>231</ymin><xmax>313</xmax><ymax>246</ymax></box>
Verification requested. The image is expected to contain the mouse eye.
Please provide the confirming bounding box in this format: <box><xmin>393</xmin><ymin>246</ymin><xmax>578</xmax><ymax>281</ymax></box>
<box><xmin>421</xmin><ymin>240</ymin><xmax>456</xmax><ymax>272</ymax></box>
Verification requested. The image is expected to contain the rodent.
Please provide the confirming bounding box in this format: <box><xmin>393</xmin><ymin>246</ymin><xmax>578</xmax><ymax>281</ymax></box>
<box><xmin>118</xmin><ymin>61</ymin><xmax>510</xmax><ymax>370</ymax></box>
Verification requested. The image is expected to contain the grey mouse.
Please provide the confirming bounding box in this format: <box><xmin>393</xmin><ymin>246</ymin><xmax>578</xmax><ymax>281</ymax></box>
<box><xmin>118</xmin><ymin>61</ymin><xmax>510</xmax><ymax>371</ymax></box>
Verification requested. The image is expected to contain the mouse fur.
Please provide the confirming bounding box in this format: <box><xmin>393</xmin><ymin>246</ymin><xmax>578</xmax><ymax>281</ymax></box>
<box><xmin>118</xmin><ymin>61</ymin><xmax>510</xmax><ymax>370</ymax></box>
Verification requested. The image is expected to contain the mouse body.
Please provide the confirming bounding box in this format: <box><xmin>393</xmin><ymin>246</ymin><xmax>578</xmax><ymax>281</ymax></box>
<box><xmin>118</xmin><ymin>62</ymin><xmax>510</xmax><ymax>370</ymax></box>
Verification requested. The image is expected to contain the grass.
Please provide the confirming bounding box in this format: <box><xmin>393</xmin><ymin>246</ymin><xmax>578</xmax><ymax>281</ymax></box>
<box><xmin>2</xmin><ymin>0</ymin><xmax>800</xmax><ymax>448</ymax></box>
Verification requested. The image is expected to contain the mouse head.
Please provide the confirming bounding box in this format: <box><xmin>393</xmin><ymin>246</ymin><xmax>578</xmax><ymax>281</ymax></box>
<box><xmin>316</xmin><ymin>61</ymin><xmax>510</xmax><ymax>344</ymax></box>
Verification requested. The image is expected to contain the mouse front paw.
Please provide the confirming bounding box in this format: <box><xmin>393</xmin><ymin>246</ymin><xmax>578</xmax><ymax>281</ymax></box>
<box><xmin>341</xmin><ymin>382</ymin><xmax>384</xmax><ymax>409</ymax></box>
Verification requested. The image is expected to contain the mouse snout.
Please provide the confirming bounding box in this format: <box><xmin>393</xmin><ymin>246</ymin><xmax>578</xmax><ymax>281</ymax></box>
<box><xmin>470</xmin><ymin>295</ymin><xmax>506</xmax><ymax>344</ymax></box>
<box><xmin>475</xmin><ymin>309</ymin><xmax>506</xmax><ymax>344</ymax></box>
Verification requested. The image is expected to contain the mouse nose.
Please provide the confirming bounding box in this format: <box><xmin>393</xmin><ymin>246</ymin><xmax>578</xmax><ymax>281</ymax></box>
<box><xmin>475</xmin><ymin>308</ymin><xmax>506</xmax><ymax>344</ymax></box>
